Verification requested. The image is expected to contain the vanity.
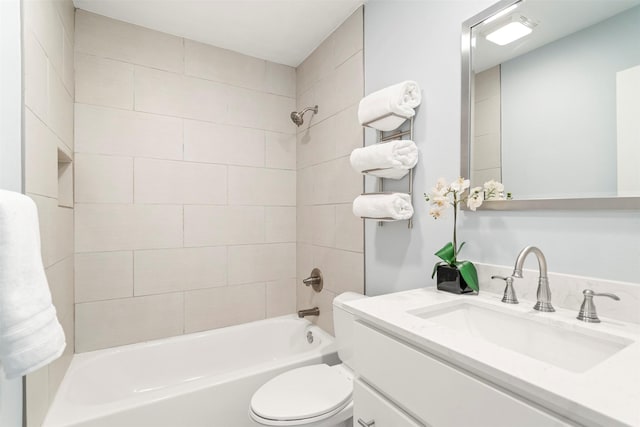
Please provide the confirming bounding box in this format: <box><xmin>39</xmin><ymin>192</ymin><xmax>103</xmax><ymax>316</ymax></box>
<box><xmin>346</xmin><ymin>288</ymin><xmax>640</xmax><ymax>427</ymax></box>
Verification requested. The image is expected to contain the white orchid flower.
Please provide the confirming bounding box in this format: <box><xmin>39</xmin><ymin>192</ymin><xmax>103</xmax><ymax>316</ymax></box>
<box><xmin>429</xmin><ymin>206</ymin><xmax>444</xmax><ymax>219</ymax></box>
<box><xmin>483</xmin><ymin>179</ymin><xmax>506</xmax><ymax>200</ymax></box>
<box><xmin>450</xmin><ymin>177</ymin><xmax>470</xmax><ymax>193</ymax></box>
<box><xmin>430</xmin><ymin>195</ymin><xmax>448</xmax><ymax>208</ymax></box>
<box><xmin>466</xmin><ymin>186</ymin><xmax>484</xmax><ymax>211</ymax></box>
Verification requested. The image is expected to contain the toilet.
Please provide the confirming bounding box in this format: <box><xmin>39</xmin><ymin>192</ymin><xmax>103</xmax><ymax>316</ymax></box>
<box><xmin>249</xmin><ymin>292</ymin><xmax>365</xmax><ymax>427</ymax></box>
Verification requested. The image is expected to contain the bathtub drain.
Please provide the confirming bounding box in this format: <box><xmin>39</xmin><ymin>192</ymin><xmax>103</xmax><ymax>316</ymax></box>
<box><xmin>306</xmin><ymin>331</ymin><xmax>314</xmax><ymax>344</ymax></box>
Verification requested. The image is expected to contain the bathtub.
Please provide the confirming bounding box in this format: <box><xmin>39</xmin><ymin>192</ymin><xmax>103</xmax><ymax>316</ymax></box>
<box><xmin>43</xmin><ymin>315</ymin><xmax>338</xmax><ymax>427</ymax></box>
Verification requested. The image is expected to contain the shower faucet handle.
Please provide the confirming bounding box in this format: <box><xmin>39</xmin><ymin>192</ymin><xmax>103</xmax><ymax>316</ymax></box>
<box><xmin>302</xmin><ymin>268</ymin><xmax>323</xmax><ymax>292</ymax></box>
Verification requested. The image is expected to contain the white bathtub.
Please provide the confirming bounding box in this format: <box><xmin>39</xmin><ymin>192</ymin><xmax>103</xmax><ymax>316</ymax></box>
<box><xmin>44</xmin><ymin>315</ymin><xmax>338</xmax><ymax>427</ymax></box>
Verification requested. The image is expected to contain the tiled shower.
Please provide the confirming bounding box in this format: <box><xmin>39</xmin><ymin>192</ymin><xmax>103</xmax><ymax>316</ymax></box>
<box><xmin>21</xmin><ymin>2</ymin><xmax>364</xmax><ymax>425</ymax></box>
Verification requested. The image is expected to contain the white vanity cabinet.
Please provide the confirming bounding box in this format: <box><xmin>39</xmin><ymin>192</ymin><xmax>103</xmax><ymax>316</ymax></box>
<box><xmin>353</xmin><ymin>321</ymin><xmax>574</xmax><ymax>427</ymax></box>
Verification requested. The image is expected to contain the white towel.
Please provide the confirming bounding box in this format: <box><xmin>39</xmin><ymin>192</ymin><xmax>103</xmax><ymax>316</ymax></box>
<box><xmin>0</xmin><ymin>190</ymin><xmax>65</xmax><ymax>379</ymax></box>
<box><xmin>350</xmin><ymin>140</ymin><xmax>418</xmax><ymax>179</ymax></box>
<box><xmin>358</xmin><ymin>81</ymin><xmax>422</xmax><ymax>131</ymax></box>
<box><xmin>353</xmin><ymin>193</ymin><xmax>414</xmax><ymax>221</ymax></box>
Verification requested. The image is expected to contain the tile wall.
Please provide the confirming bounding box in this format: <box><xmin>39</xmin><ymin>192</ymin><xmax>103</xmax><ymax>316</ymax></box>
<box><xmin>73</xmin><ymin>10</ymin><xmax>298</xmax><ymax>352</ymax></box>
<box><xmin>471</xmin><ymin>65</ymin><xmax>501</xmax><ymax>184</ymax></box>
<box><xmin>22</xmin><ymin>0</ymin><xmax>76</xmax><ymax>425</ymax></box>
<box><xmin>296</xmin><ymin>8</ymin><xmax>365</xmax><ymax>334</ymax></box>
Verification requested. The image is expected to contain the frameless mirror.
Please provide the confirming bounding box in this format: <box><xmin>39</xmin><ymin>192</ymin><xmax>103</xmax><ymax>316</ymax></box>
<box><xmin>461</xmin><ymin>0</ymin><xmax>640</xmax><ymax>210</ymax></box>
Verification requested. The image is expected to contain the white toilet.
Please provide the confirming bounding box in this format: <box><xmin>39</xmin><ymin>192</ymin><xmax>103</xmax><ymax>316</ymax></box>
<box><xmin>249</xmin><ymin>292</ymin><xmax>365</xmax><ymax>427</ymax></box>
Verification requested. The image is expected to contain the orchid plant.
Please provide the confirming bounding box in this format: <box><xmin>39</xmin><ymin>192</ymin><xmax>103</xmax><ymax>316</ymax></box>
<box><xmin>424</xmin><ymin>177</ymin><xmax>484</xmax><ymax>291</ymax></box>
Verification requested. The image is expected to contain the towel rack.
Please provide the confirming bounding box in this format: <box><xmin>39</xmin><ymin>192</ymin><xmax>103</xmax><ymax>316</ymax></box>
<box><xmin>360</xmin><ymin>116</ymin><xmax>415</xmax><ymax>229</ymax></box>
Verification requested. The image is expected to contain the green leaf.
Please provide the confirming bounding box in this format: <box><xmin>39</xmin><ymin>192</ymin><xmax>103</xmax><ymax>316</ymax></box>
<box><xmin>435</xmin><ymin>242</ymin><xmax>455</xmax><ymax>264</ymax></box>
<box><xmin>431</xmin><ymin>261</ymin><xmax>446</xmax><ymax>279</ymax></box>
<box><xmin>457</xmin><ymin>241</ymin><xmax>466</xmax><ymax>255</ymax></box>
<box><xmin>455</xmin><ymin>261</ymin><xmax>479</xmax><ymax>292</ymax></box>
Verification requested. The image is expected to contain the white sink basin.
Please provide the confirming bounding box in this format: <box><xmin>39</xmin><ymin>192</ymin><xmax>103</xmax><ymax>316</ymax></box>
<box><xmin>409</xmin><ymin>301</ymin><xmax>632</xmax><ymax>373</ymax></box>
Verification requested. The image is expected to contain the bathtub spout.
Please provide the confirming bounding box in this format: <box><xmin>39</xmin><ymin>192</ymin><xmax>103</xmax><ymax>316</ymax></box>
<box><xmin>297</xmin><ymin>307</ymin><xmax>319</xmax><ymax>318</ymax></box>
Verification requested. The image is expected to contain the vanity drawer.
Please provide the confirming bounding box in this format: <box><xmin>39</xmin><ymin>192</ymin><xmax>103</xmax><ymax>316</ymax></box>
<box><xmin>354</xmin><ymin>322</ymin><xmax>572</xmax><ymax>427</ymax></box>
<box><xmin>354</xmin><ymin>379</ymin><xmax>424</xmax><ymax>427</ymax></box>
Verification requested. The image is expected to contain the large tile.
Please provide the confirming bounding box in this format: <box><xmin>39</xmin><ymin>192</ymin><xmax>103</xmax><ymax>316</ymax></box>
<box><xmin>225</xmin><ymin>86</ymin><xmax>268</xmax><ymax>130</ymax></box>
<box><xmin>134</xmin><ymin>247</ymin><xmax>227</xmax><ymax>295</ymax></box>
<box><xmin>296</xmin><ymin>166</ymin><xmax>314</xmax><ymax>206</ymax></box>
<box><xmin>62</xmin><ymin>30</ymin><xmax>74</xmax><ymax>97</ymax></box>
<box><xmin>25</xmin><ymin>367</ymin><xmax>48</xmax><ymax>427</ymax></box>
<box><xmin>46</xmin><ymin>255</ymin><xmax>74</xmax><ymax>326</ymax></box>
<box><xmin>184</xmin><ymin>120</ymin><xmax>264</xmax><ymax>167</ymax></box>
<box><xmin>264</xmin><ymin>94</ymin><xmax>297</xmax><ymax>134</ymax></box>
<box><xmin>75</xmin><ymin>204</ymin><xmax>183</xmax><ymax>252</ymax></box>
<box><xmin>332</xmin><ymin>7</ymin><xmax>363</xmax><ymax>68</ymax></box>
<box><xmin>265</xmin><ymin>62</ymin><xmax>296</xmax><ymax>98</ymax></box>
<box><xmin>48</xmin><ymin>71</ymin><xmax>74</xmax><ymax>150</ymax></box>
<box><xmin>134</xmin><ymin>158</ymin><xmax>227</xmax><ymax>205</ymax></box>
<box><xmin>474</xmin><ymin>95</ymin><xmax>500</xmax><ymax>137</ymax></box>
<box><xmin>75</xmin><ymin>251</ymin><xmax>133</xmax><ymax>303</ymax></box>
<box><xmin>265</xmin><ymin>132</ymin><xmax>296</xmax><ymax>170</ymax></box>
<box><xmin>184</xmin><ymin>283</ymin><xmax>266</xmax><ymax>333</ymax></box>
<box><xmin>75</xmin><ymin>293</ymin><xmax>184</xmax><ymax>352</ymax></box>
<box><xmin>75</xmin><ymin>10</ymin><xmax>183</xmax><ymax>73</ymax></box>
<box><xmin>24</xmin><ymin>0</ymin><xmax>63</xmax><ymax>76</ymax></box>
<box><xmin>296</xmin><ymin>33</ymin><xmax>334</xmax><ymax>96</ymax></box>
<box><xmin>472</xmin><ymin>133</ymin><xmax>501</xmax><ymax>171</ymax></box>
<box><xmin>45</xmin><ymin>256</ymin><xmax>74</xmax><ymax>400</ymax></box>
<box><xmin>24</xmin><ymin>109</ymin><xmax>59</xmax><ymax>198</ymax></box>
<box><xmin>74</xmin><ymin>104</ymin><xmax>182</xmax><ymax>160</ymax></box>
<box><xmin>312</xmin><ymin>205</ymin><xmax>336</xmax><ymax>247</ymax></box>
<box><xmin>265</xmin><ymin>207</ymin><xmax>296</xmax><ymax>243</ymax></box>
<box><xmin>29</xmin><ymin>195</ymin><xmax>73</xmax><ymax>268</ymax></box>
<box><xmin>296</xmin><ymin>205</ymin><xmax>313</xmax><ymax>245</ymax></box>
<box><xmin>134</xmin><ymin>66</ymin><xmax>228</xmax><ymax>122</ymax></box>
<box><xmin>296</xmin><ymin>243</ymin><xmax>313</xmax><ymax>286</ymax></box>
<box><xmin>331</xmin><ymin>105</ymin><xmax>363</xmax><ymax>159</ymax></box>
<box><xmin>75</xmin><ymin>53</ymin><xmax>134</xmax><ymax>109</ymax></box>
<box><xmin>474</xmin><ymin>65</ymin><xmax>500</xmax><ymax>102</ymax></box>
<box><xmin>266</xmin><ymin>278</ymin><xmax>296</xmax><ymax>318</ymax></box>
<box><xmin>23</xmin><ymin>30</ymin><xmax>49</xmax><ymax>122</ymax></box>
<box><xmin>312</xmin><ymin>246</ymin><xmax>364</xmax><ymax>295</ymax></box>
<box><xmin>335</xmin><ymin>204</ymin><xmax>363</xmax><ymax>252</ymax></box>
<box><xmin>185</xmin><ymin>40</ymin><xmax>266</xmax><ymax>91</ymax></box>
<box><xmin>332</xmin><ymin>50</ymin><xmax>363</xmax><ymax>115</ymax></box>
<box><xmin>184</xmin><ymin>205</ymin><xmax>264</xmax><ymax>247</ymax></box>
<box><xmin>54</xmin><ymin>0</ymin><xmax>75</xmax><ymax>41</ymax></box>
<box><xmin>228</xmin><ymin>243</ymin><xmax>295</xmax><ymax>285</ymax></box>
<box><xmin>75</xmin><ymin>153</ymin><xmax>133</xmax><ymax>203</ymax></box>
<box><xmin>313</xmin><ymin>156</ymin><xmax>362</xmax><ymax>204</ymax></box>
<box><xmin>228</xmin><ymin>167</ymin><xmax>295</xmax><ymax>206</ymax></box>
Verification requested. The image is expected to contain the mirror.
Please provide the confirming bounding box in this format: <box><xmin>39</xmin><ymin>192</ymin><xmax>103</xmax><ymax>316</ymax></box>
<box><xmin>461</xmin><ymin>0</ymin><xmax>640</xmax><ymax>210</ymax></box>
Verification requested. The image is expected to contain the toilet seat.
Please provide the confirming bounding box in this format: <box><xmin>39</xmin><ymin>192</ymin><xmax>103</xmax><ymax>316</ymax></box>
<box><xmin>250</xmin><ymin>364</ymin><xmax>353</xmax><ymax>426</ymax></box>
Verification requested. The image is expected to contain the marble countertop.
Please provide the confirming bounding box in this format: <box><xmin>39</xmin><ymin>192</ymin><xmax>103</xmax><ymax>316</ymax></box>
<box><xmin>345</xmin><ymin>288</ymin><xmax>640</xmax><ymax>427</ymax></box>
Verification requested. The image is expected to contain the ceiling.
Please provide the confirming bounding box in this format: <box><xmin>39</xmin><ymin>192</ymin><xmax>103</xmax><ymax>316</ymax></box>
<box><xmin>72</xmin><ymin>0</ymin><xmax>364</xmax><ymax>67</ymax></box>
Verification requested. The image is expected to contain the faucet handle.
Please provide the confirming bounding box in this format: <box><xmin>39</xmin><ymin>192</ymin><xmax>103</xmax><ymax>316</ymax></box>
<box><xmin>491</xmin><ymin>275</ymin><xmax>518</xmax><ymax>304</ymax></box>
<box><xmin>577</xmin><ymin>289</ymin><xmax>620</xmax><ymax>323</ymax></box>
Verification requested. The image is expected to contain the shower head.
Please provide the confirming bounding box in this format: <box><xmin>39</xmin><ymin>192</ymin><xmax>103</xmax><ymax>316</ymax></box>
<box><xmin>290</xmin><ymin>105</ymin><xmax>318</xmax><ymax>127</ymax></box>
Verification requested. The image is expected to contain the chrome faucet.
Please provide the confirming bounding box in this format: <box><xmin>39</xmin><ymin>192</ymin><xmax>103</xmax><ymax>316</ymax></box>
<box><xmin>512</xmin><ymin>246</ymin><xmax>554</xmax><ymax>312</ymax></box>
<box><xmin>297</xmin><ymin>307</ymin><xmax>319</xmax><ymax>318</ymax></box>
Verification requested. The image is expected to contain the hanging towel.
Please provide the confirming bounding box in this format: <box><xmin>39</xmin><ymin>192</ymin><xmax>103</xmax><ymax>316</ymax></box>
<box><xmin>0</xmin><ymin>190</ymin><xmax>65</xmax><ymax>379</ymax></box>
<box><xmin>358</xmin><ymin>81</ymin><xmax>422</xmax><ymax>131</ymax></box>
<box><xmin>350</xmin><ymin>140</ymin><xmax>418</xmax><ymax>179</ymax></box>
<box><xmin>353</xmin><ymin>193</ymin><xmax>414</xmax><ymax>221</ymax></box>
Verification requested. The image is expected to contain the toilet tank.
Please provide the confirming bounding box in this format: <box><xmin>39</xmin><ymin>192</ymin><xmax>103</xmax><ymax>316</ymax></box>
<box><xmin>332</xmin><ymin>292</ymin><xmax>366</xmax><ymax>368</ymax></box>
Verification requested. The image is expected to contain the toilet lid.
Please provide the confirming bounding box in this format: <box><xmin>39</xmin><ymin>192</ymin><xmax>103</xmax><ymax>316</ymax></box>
<box><xmin>250</xmin><ymin>364</ymin><xmax>352</xmax><ymax>422</ymax></box>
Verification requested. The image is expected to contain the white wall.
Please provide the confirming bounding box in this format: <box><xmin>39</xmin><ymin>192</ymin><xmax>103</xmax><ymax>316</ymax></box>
<box><xmin>0</xmin><ymin>1</ymin><xmax>24</xmax><ymax>425</ymax></box>
<box><xmin>364</xmin><ymin>0</ymin><xmax>640</xmax><ymax>296</ymax></box>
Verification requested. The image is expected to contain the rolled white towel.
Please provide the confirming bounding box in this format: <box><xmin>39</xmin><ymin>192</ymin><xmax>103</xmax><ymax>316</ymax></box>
<box><xmin>0</xmin><ymin>190</ymin><xmax>66</xmax><ymax>379</ymax></box>
<box><xmin>350</xmin><ymin>140</ymin><xmax>418</xmax><ymax>179</ymax></box>
<box><xmin>353</xmin><ymin>193</ymin><xmax>414</xmax><ymax>221</ymax></box>
<box><xmin>358</xmin><ymin>81</ymin><xmax>422</xmax><ymax>131</ymax></box>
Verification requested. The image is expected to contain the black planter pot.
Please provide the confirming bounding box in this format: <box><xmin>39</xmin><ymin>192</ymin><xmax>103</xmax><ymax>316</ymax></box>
<box><xmin>436</xmin><ymin>264</ymin><xmax>474</xmax><ymax>294</ymax></box>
